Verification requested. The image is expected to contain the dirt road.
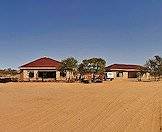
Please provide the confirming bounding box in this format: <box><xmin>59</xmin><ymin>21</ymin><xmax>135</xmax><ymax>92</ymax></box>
<box><xmin>0</xmin><ymin>80</ymin><xmax>161</xmax><ymax>132</ymax></box>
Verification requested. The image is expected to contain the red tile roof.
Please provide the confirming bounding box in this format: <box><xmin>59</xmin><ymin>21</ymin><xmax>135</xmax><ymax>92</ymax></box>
<box><xmin>20</xmin><ymin>57</ymin><xmax>61</xmax><ymax>69</ymax></box>
<box><xmin>106</xmin><ymin>64</ymin><xmax>141</xmax><ymax>71</ymax></box>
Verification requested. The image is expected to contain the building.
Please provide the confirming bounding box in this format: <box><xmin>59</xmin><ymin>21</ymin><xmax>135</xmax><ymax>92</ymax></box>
<box><xmin>105</xmin><ymin>64</ymin><xmax>142</xmax><ymax>79</ymax></box>
<box><xmin>19</xmin><ymin>57</ymin><xmax>61</xmax><ymax>81</ymax></box>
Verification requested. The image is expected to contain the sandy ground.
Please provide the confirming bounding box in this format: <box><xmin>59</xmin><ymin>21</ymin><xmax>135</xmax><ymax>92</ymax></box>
<box><xmin>0</xmin><ymin>79</ymin><xmax>162</xmax><ymax>132</ymax></box>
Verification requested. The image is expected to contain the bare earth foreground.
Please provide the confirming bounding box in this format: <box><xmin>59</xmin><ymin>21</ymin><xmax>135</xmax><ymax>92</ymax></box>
<box><xmin>0</xmin><ymin>80</ymin><xmax>162</xmax><ymax>132</ymax></box>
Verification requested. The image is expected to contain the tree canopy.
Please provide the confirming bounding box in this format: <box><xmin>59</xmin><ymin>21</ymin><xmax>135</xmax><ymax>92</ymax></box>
<box><xmin>144</xmin><ymin>55</ymin><xmax>162</xmax><ymax>80</ymax></box>
<box><xmin>78</xmin><ymin>58</ymin><xmax>106</xmax><ymax>75</ymax></box>
<box><xmin>60</xmin><ymin>57</ymin><xmax>78</xmax><ymax>73</ymax></box>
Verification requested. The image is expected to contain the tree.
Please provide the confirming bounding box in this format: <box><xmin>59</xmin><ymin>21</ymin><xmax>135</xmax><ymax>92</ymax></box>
<box><xmin>60</xmin><ymin>57</ymin><xmax>78</xmax><ymax>80</ymax></box>
<box><xmin>78</xmin><ymin>63</ymin><xmax>86</xmax><ymax>75</ymax></box>
<box><xmin>78</xmin><ymin>58</ymin><xmax>106</xmax><ymax>83</ymax></box>
<box><xmin>136</xmin><ymin>65</ymin><xmax>148</xmax><ymax>81</ymax></box>
<box><xmin>154</xmin><ymin>55</ymin><xmax>162</xmax><ymax>76</ymax></box>
<box><xmin>78</xmin><ymin>57</ymin><xmax>106</xmax><ymax>76</ymax></box>
<box><xmin>145</xmin><ymin>55</ymin><xmax>162</xmax><ymax>81</ymax></box>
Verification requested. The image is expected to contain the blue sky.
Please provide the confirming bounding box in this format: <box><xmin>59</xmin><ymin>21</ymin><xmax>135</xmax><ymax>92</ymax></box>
<box><xmin>0</xmin><ymin>0</ymin><xmax>162</xmax><ymax>69</ymax></box>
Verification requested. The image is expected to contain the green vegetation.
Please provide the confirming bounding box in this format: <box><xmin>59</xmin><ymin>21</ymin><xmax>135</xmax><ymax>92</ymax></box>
<box><xmin>78</xmin><ymin>58</ymin><xmax>106</xmax><ymax>83</ymax></box>
<box><xmin>60</xmin><ymin>57</ymin><xmax>78</xmax><ymax>80</ymax></box>
<box><xmin>60</xmin><ymin>57</ymin><xmax>106</xmax><ymax>83</ymax></box>
<box><xmin>78</xmin><ymin>58</ymin><xmax>106</xmax><ymax>75</ymax></box>
<box><xmin>144</xmin><ymin>55</ymin><xmax>162</xmax><ymax>81</ymax></box>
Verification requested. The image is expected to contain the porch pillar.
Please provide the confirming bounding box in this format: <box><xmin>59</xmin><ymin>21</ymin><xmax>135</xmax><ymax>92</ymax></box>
<box><xmin>23</xmin><ymin>70</ymin><xmax>29</xmax><ymax>81</ymax></box>
<box><xmin>34</xmin><ymin>70</ymin><xmax>38</xmax><ymax>80</ymax></box>
<box><xmin>56</xmin><ymin>71</ymin><xmax>60</xmax><ymax>80</ymax></box>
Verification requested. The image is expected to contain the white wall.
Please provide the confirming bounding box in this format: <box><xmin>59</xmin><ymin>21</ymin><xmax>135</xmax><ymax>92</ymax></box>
<box><xmin>56</xmin><ymin>71</ymin><xmax>60</xmax><ymax>80</ymax></box>
<box><xmin>123</xmin><ymin>72</ymin><xmax>128</xmax><ymax>78</ymax></box>
<box><xmin>113</xmin><ymin>72</ymin><xmax>117</xmax><ymax>78</ymax></box>
<box><xmin>23</xmin><ymin>70</ymin><xmax>29</xmax><ymax>81</ymax></box>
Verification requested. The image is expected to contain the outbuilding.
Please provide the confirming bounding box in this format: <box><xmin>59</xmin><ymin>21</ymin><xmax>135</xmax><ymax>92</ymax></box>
<box><xmin>105</xmin><ymin>64</ymin><xmax>142</xmax><ymax>79</ymax></box>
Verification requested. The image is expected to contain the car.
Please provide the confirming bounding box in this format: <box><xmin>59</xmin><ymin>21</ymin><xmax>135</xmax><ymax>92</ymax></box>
<box><xmin>106</xmin><ymin>72</ymin><xmax>114</xmax><ymax>81</ymax></box>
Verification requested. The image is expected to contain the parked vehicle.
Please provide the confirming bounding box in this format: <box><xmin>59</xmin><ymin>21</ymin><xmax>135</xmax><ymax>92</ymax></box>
<box><xmin>106</xmin><ymin>72</ymin><xmax>114</xmax><ymax>81</ymax></box>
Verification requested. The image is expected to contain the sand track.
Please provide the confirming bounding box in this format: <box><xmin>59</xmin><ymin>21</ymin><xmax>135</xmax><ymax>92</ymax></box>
<box><xmin>0</xmin><ymin>80</ymin><xmax>162</xmax><ymax>132</ymax></box>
